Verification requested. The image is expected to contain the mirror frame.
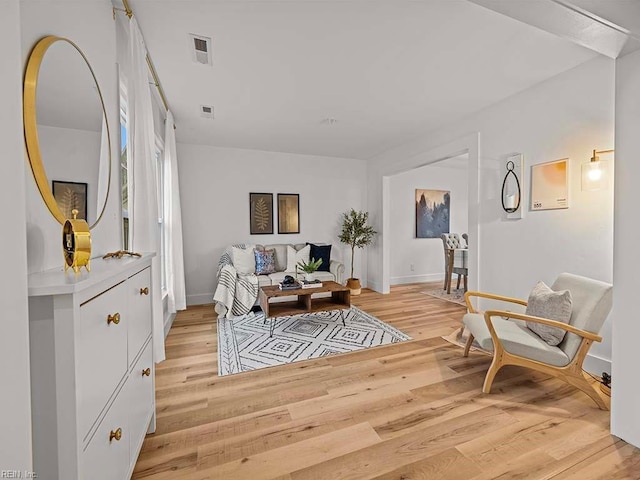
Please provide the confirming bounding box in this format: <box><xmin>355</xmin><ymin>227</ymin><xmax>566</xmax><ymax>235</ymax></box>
<box><xmin>23</xmin><ymin>35</ymin><xmax>112</xmax><ymax>228</ymax></box>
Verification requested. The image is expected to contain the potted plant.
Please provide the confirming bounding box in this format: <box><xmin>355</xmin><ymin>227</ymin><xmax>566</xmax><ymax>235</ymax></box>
<box><xmin>339</xmin><ymin>209</ymin><xmax>377</xmax><ymax>295</ymax></box>
<box><xmin>297</xmin><ymin>257</ymin><xmax>323</xmax><ymax>281</ymax></box>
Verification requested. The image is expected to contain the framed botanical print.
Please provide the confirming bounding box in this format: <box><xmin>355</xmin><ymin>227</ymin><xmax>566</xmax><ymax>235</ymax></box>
<box><xmin>277</xmin><ymin>193</ymin><xmax>300</xmax><ymax>234</ymax></box>
<box><xmin>52</xmin><ymin>180</ymin><xmax>88</xmax><ymax>221</ymax></box>
<box><xmin>249</xmin><ymin>192</ymin><xmax>273</xmax><ymax>234</ymax></box>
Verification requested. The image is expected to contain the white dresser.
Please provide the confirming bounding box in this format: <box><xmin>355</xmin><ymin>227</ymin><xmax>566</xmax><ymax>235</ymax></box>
<box><xmin>28</xmin><ymin>254</ymin><xmax>156</xmax><ymax>480</ymax></box>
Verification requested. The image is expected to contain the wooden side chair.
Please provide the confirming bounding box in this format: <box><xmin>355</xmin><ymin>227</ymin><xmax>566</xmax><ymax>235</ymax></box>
<box><xmin>462</xmin><ymin>273</ymin><xmax>613</xmax><ymax>409</ymax></box>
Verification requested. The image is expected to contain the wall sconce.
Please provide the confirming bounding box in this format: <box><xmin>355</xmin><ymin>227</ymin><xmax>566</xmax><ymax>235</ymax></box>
<box><xmin>582</xmin><ymin>148</ymin><xmax>613</xmax><ymax>191</ymax></box>
<box><xmin>502</xmin><ymin>153</ymin><xmax>524</xmax><ymax>219</ymax></box>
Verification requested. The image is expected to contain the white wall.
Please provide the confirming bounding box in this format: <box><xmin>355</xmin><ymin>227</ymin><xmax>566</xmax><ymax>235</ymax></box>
<box><xmin>177</xmin><ymin>143</ymin><xmax>367</xmax><ymax>305</ymax></box>
<box><xmin>390</xmin><ymin>161</ymin><xmax>468</xmax><ymax>284</ymax></box>
<box><xmin>612</xmin><ymin>48</ymin><xmax>640</xmax><ymax>447</ymax></box>
<box><xmin>368</xmin><ymin>56</ymin><xmax>615</xmax><ymax>373</ymax></box>
<box><xmin>0</xmin><ymin>0</ymin><xmax>33</xmax><ymax>472</ymax></box>
<box><xmin>21</xmin><ymin>0</ymin><xmax>122</xmax><ymax>274</ymax></box>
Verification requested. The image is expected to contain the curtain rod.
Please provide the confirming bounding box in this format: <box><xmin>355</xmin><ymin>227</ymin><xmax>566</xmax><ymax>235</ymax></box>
<box><xmin>115</xmin><ymin>0</ymin><xmax>173</xmax><ymax>117</ymax></box>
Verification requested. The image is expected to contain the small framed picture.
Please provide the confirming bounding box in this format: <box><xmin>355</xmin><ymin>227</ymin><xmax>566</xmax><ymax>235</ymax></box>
<box><xmin>249</xmin><ymin>192</ymin><xmax>273</xmax><ymax>234</ymax></box>
<box><xmin>52</xmin><ymin>180</ymin><xmax>88</xmax><ymax>221</ymax></box>
<box><xmin>277</xmin><ymin>193</ymin><xmax>300</xmax><ymax>234</ymax></box>
<box><xmin>531</xmin><ymin>158</ymin><xmax>569</xmax><ymax>211</ymax></box>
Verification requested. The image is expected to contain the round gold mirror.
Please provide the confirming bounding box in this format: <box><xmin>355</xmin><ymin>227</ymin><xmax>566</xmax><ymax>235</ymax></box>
<box><xmin>23</xmin><ymin>35</ymin><xmax>111</xmax><ymax>229</ymax></box>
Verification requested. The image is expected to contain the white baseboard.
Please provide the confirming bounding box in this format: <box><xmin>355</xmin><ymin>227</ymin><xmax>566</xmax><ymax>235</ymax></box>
<box><xmin>366</xmin><ymin>278</ymin><xmax>385</xmax><ymax>293</ymax></box>
<box><xmin>187</xmin><ymin>293</ymin><xmax>214</xmax><ymax>306</ymax></box>
<box><xmin>164</xmin><ymin>312</ymin><xmax>176</xmax><ymax>338</ymax></box>
<box><xmin>391</xmin><ymin>273</ymin><xmax>443</xmax><ymax>285</ymax></box>
<box><xmin>584</xmin><ymin>353</ymin><xmax>611</xmax><ymax>376</ymax></box>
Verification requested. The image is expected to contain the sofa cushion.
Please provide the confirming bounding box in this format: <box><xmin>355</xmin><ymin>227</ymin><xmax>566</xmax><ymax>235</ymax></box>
<box><xmin>462</xmin><ymin>313</ymin><xmax>570</xmax><ymax>367</ymax></box>
<box><xmin>286</xmin><ymin>245</ymin><xmax>310</xmax><ymax>273</ymax></box>
<box><xmin>257</xmin><ymin>275</ymin><xmax>272</xmax><ymax>287</ymax></box>
<box><xmin>263</xmin><ymin>244</ymin><xmax>289</xmax><ymax>272</ymax></box>
<box><xmin>525</xmin><ymin>281</ymin><xmax>572</xmax><ymax>346</ymax></box>
<box><xmin>254</xmin><ymin>249</ymin><xmax>276</xmax><ymax>275</ymax></box>
<box><xmin>232</xmin><ymin>245</ymin><xmax>255</xmax><ymax>274</ymax></box>
<box><xmin>307</xmin><ymin>243</ymin><xmax>331</xmax><ymax>272</ymax></box>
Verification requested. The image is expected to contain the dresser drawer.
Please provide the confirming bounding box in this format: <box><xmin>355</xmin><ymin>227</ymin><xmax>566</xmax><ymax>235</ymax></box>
<box><xmin>128</xmin><ymin>267</ymin><xmax>152</xmax><ymax>365</ymax></box>
<box><xmin>78</xmin><ymin>281</ymin><xmax>128</xmax><ymax>439</ymax></box>
<box><xmin>126</xmin><ymin>339</ymin><xmax>154</xmax><ymax>466</ymax></box>
<box><xmin>80</xmin><ymin>384</ymin><xmax>130</xmax><ymax>480</ymax></box>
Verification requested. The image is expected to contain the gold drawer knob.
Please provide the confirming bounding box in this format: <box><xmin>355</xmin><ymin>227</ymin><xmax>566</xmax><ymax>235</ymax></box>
<box><xmin>107</xmin><ymin>313</ymin><xmax>120</xmax><ymax>325</ymax></box>
<box><xmin>142</xmin><ymin>367</ymin><xmax>151</xmax><ymax>377</ymax></box>
<box><xmin>140</xmin><ymin>287</ymin><xmax>149</xmax><ymax>296</ymax></box>
<box><xmin>109</xmin><ymin>427</ymin><xmax>122</xmax><ymax>442</ymax></box>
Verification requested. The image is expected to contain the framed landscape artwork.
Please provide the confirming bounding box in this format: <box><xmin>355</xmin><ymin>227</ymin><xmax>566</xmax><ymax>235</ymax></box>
<box><xmin>52</xmin><ymin>180</ymin><xmax>88</xmax><ymax>221</ymax></box>
<box><xmin>531</xmin><ymin>158</ymin><xmax>569</xmax><ymax>211</ymax></box>
<box><xmin>278</xmin><ymin>193</ymin><xmax>300</xmax><ymax>234</ymax></box>
<box><xmin>249</xmin><ymin>192</ymin><xmax>274</xmax><ymax>234</ymax></box>
<box><xmin>416</xmin><ymin>189</ymin><xmax>450</xmax><ymax>238</ymax></box>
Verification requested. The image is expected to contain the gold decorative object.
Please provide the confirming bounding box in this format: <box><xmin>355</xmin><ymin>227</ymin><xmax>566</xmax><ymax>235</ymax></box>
<box><xmin>141</xmin><ymin>368</ymin><xmax>151</xmax><ymax>377</ymax></box>
<box><xmin>63</xmin><ymin>209</ymin><xmax>91</xmax><ymax>273</ymax></box>
<box><xmin>102</xmin><ymin>250</ymin><xmax>142</xmax><ymax>260</ymax></box>
<box><xmin>140</xmin><ymin>287</ymin><xmax>149</xmax><ymax>296</ymax></box>
<box><xmin>107</xmin><ymin>313</ymin><xmax>121</xmax><ymax>325</ymax></box>
<box><xmin>109</xmin><ymin>428</ymin><xmax>122</xmax><ymax>442</ymax></box>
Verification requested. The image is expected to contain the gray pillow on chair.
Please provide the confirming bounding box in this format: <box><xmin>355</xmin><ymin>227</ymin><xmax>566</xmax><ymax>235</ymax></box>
<box><xmin>525</xmin><ymin>281</ymin><xmax>573</xmax><ymax>346</ymax></box>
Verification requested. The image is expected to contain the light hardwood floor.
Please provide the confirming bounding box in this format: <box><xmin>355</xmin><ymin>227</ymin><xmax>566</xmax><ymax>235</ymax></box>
<box><xmin>133</xmin><ymin>283</ymin><xmax>639</xmax><ymax>479</ymax></box>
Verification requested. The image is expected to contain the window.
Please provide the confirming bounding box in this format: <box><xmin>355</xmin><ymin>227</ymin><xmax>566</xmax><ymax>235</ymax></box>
<box><xmin>155</xmin><ymin>137</ymin><xmax>168</xmax><ymax>293</ymax></box>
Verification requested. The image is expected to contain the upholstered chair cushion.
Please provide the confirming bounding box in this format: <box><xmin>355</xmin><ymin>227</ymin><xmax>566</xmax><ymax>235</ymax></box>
<box><xmin>525</xmin><ymin>281</ymin><xmax>573</xmax><ymax>346</ymax></box>
<box><xmin>462</xmin><ymin>313</ymin><xmax>570</xmax><ymax>367</ymax></box>
<box><xmin>552</xmin><ymin>273</ymin><xmax>613</xmax><ymax>361</ymax></box>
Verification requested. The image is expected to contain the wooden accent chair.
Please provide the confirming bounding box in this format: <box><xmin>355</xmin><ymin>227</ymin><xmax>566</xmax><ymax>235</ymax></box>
<box><xmin>462</xmin><ymin>273</ymin><xmax>613</xmax><ymax>409</ymax></box>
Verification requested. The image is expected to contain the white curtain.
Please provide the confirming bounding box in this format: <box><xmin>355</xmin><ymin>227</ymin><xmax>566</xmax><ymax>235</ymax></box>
<box><xmin>126</xmin><ymin>17</ymin><xmax>165</xmax><ymax>362</ymax></box>
<box><xmin>164</xmin><ymin>110</ymin><xmax>186</xmax><ymax>313</ymax></box>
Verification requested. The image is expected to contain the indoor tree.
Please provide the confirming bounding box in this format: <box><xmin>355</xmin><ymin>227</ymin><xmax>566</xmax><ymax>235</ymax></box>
<box><xmin>338</xmin><ymin>209</ymin><xmax>377</xmax><ymax>294</ymax></box>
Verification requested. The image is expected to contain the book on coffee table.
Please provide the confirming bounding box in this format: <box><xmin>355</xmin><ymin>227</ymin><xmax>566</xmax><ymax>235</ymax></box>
<box><xmin>301</xmin><ymin>279</ymin><xmax>323</xmax><ymax>289</ymax></box>
<box><xmin>279</xmin><ymin>281</ymin><xmax>301</xmax><ymax>290</ymax></box>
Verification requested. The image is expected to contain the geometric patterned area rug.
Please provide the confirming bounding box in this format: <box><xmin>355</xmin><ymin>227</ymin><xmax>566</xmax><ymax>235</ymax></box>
<box><xmin>421</xmin><ymin>287</ymin><xmax>467</xmax><ymax>306</ymax></box>
<box><xmin>217</xmin><ymin>306</ymin><xmax>412</xmax><ymax>376</ymax></box>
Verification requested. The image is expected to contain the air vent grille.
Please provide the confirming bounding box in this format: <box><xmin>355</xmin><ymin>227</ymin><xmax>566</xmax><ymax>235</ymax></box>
<box><xmin>200</xmin><ymin>105</ymin><xmax>214</xmax><ymax>119</ymax></box>
<box><xmin>189</xmin><ymin>34</ymin><xmax>212</xmax><ymax>65</ymax></box>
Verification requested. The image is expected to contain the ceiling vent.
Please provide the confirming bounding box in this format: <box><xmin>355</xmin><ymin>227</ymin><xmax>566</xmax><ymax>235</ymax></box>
<box><xmin>189</xmin><ymin>34</ymin><xmax>212</xmax><ymax>65</ymax></box>
<box><xmin>200</xmin><ymin>105</ymin><xmax>214</xmax><ymax>119</ymax></box>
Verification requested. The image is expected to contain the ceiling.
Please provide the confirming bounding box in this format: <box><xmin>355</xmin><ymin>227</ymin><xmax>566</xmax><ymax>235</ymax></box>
<box><xmin>130</xmin><ymin>0</ymin><xmax>600</xmax><ymax>160</ymax></box>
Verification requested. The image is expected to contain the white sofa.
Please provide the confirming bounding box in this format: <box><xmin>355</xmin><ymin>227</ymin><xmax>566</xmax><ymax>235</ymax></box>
<box><xmin>252</xmin><ymin>242</ymin><xmax>345</xmax><ymax>286</ymax></box>
<box><xmin>213</xmin><ymin>242</ymin><xmax>345</xmax><ymax>318</ymax></box>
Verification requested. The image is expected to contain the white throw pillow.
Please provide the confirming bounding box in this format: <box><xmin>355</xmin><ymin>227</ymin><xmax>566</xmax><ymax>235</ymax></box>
<box><xmin>525</xmin><ymin>281</ymin><xmax>573</xmax><ymax>346</ymax></box>
<box><xmin>232</xmin><ymin>245</ymin><xmax>256</xmax><ymax>275</ymax></box>
<box><xmin>285</xmin><ymin>245</ymin><xmax>310</xmax><ymax>274</ymax></box>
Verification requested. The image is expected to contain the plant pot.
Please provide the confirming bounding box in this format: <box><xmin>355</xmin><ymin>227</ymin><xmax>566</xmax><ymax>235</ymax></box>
<box><xmin>304</xmin><ymin>272</ymin><xmax>315</xmax><ymax>282</ymax></box>
<box><xmin>346</xmin><ymin>278</ymin><xmax>361</xmax><ymax>295</ymax></box>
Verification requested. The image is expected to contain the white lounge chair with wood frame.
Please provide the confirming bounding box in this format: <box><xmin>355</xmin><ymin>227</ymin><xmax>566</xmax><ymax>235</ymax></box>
<box><xmin>462</xmin><ymin>273</ymin><xmax>613</xmax><ymax>409</ymax></box>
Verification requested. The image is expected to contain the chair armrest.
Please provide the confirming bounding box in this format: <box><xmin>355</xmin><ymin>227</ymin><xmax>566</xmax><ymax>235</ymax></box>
<box><xmin>484</xmin><ymin>309</ymin><xmax>602</xmax><ymax>343</ymax></box>
<box><xmin>330</xmin><ymin>260</ymin><xmax>345</xmax><ymax>284</ymax></box>
<box><xmin>464</xmin><ymin>291</ymin><xmax>528</xmax><ymax>313</ymax></box>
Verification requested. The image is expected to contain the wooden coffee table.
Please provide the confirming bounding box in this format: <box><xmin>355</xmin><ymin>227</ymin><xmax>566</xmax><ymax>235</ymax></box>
<box><xmin>259</xmin><ymin>280</ymin><xmax>351</xmax><ymax>337</ymax></box>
